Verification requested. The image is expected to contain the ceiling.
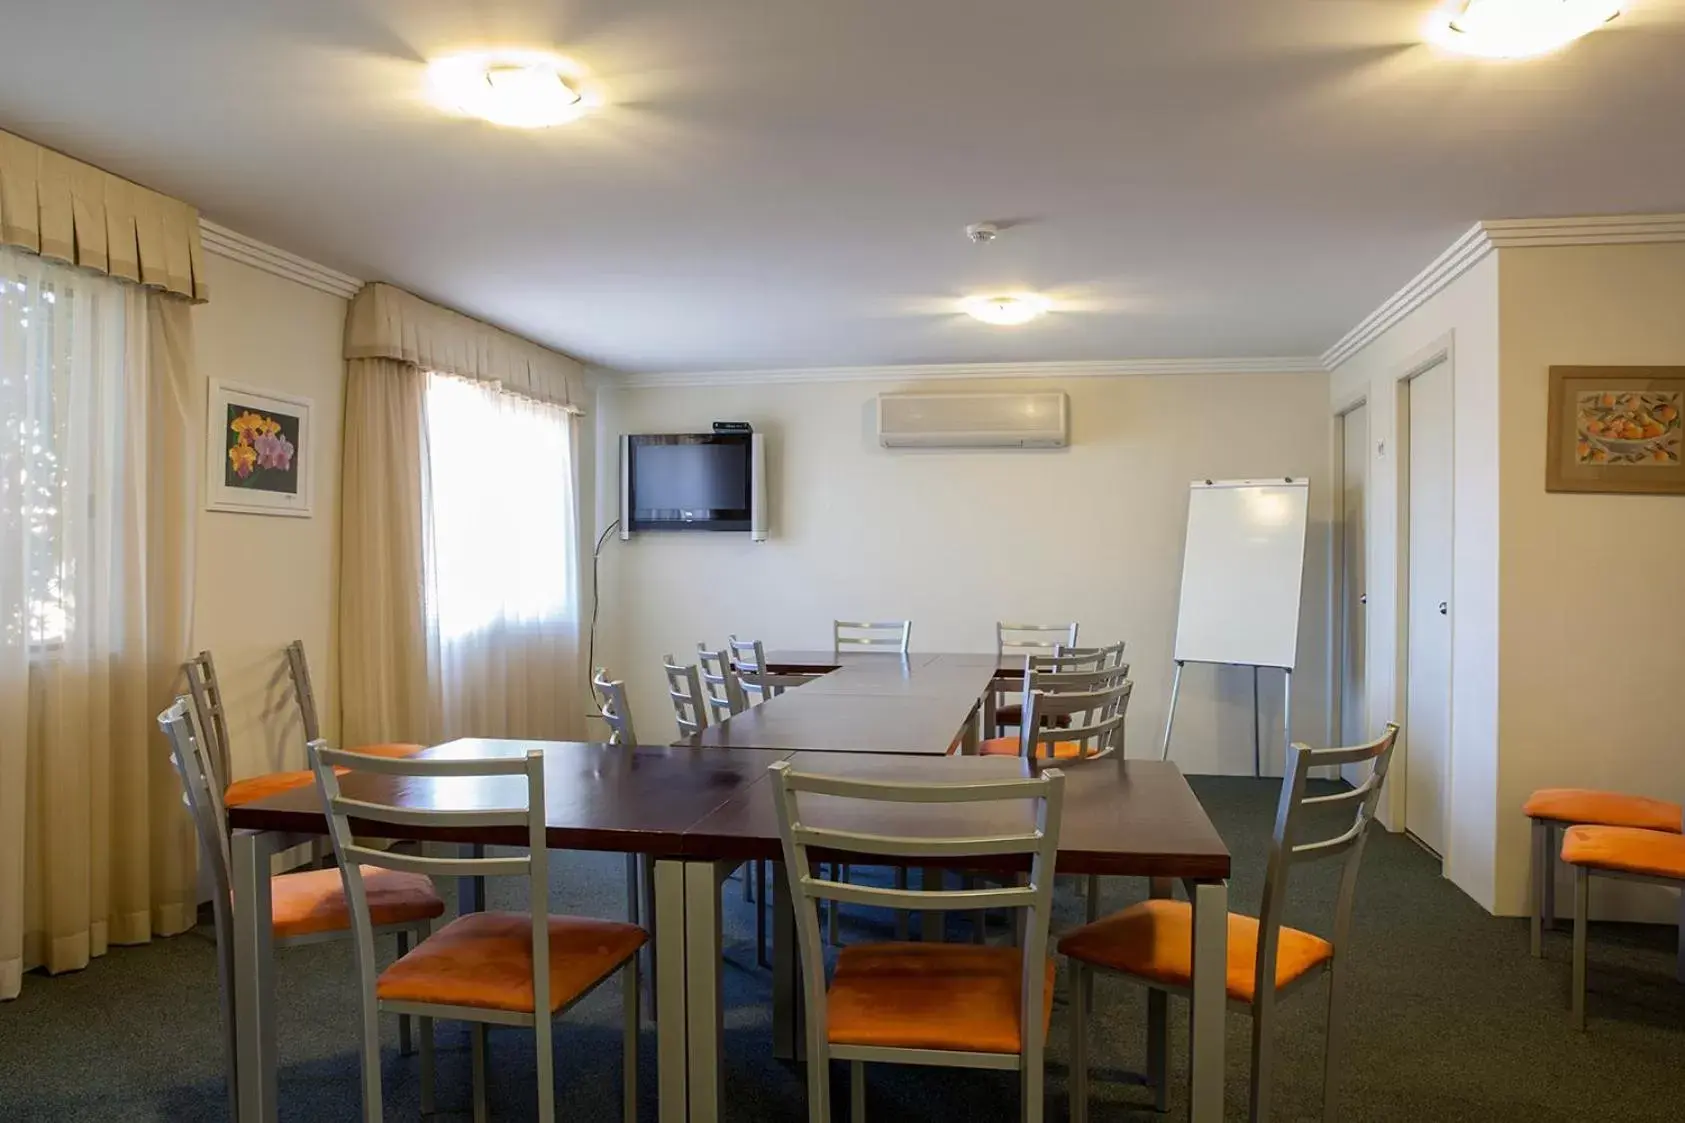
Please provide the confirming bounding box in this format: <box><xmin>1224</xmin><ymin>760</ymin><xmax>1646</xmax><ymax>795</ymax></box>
<box><xmin>3</xmin><ymin>1</ymin><xmax>1683</xmax><ymax>373</ymax></box>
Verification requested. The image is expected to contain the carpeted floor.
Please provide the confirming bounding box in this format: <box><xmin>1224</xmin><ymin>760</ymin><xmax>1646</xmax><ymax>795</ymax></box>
<box><xmin>2</xmin><ymin>776</ymin><xmax>1682</xmax><ymax>1122</ymax></box>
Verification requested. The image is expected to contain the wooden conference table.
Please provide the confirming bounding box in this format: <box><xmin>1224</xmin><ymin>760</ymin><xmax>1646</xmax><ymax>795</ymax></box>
<box><xmin>222</xmin><ymin>652</ymin><xmax>1232</xmax><ymax>1123</ymax></box>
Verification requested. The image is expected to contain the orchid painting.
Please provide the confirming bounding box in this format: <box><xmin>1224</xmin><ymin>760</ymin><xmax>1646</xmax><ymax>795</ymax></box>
<box><xmin>207</xmin><ymin>382</ymin><xmax>313</xmax><ymax>516</ymax></box>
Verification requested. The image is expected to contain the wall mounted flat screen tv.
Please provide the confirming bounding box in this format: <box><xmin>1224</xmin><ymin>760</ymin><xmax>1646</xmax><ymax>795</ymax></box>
<box><xmin>619</xmin><ymin>432</ymin><xmax>767</xmax><ymax>539</ymax></box>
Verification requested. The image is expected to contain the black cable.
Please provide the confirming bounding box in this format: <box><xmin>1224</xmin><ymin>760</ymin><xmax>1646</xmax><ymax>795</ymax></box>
<box><xmin>587</xmin><ymin>519</ymin><xmax>621</xmax><ymax>681</ymax></box>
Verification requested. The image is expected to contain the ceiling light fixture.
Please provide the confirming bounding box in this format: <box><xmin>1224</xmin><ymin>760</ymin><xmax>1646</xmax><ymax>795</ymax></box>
<box><xmin>427</xmin><ymin>50</ymin><xmax>596</xmax><ymax>128</ymax></box>
<box><xmin>961</xmin><ymin>293</ymin><xmax>1051</xmax><ymax>326</ymax></box>
<box><xmin>1428</xmin><ymin>0</ymin><xmax>1622</xmax><ymax>59</ymax></box>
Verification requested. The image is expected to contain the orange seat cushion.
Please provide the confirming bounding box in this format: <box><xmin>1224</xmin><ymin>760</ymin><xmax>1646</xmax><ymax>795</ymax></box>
<box><xmin>1560</xmin><ymin>825</ymin><xmax>1685</xmax><ymax>881</ymax></box>
<box><xmin>348</xmin><ymin>742</ymin><xmax>427</xmax><ymax>759</ymax></box>
<box><xmin>270</xmin><ymin>866</ymin><xmax>445</xmax><ymax>940</ymax></box>
<box><xmin>1058</xmin><ymin>898</ymin><xmax>1332</xmax><ymax>1004</ymax></box>
<box><xmin>826</xmin><ymin>942</ymin><xmax>1055</xmax><ymax>1055</ymax></box>
<box><xmin>224</xmin><ymin>767</ymin><xmax>345</xmax><ymax>807</ymax></box>
<box><xmin>1523</xmin><ymin>789</ymin><xmax>1682</xmax><ymax>833</ymax></box>
<box><xmin>377</xmin><ymin>911</ymin><xmax>646</xmax><ymax>1014</ymax></box>
<box><xmin>978</xmin><ymin>737</ymin><xmax>1095</xmax><ymax>761</ymax></box>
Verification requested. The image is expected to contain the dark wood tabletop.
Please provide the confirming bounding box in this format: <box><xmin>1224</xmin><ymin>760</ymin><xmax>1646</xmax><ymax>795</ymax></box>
<box><xmin>762</xmin><ymin>650</ymin><xmax>1021</xmax><ymax>677</ymax></box>
<box><xmin>682</xmin><ymin>754</ymin><xmax>1231</xmax><ymax>880</ymax></box>
<box><xmin>224</xmin><ymin>739</ymin><xmax>792</xmax><ymax>853</ymax></box>
<box><xmin>694</xmin><ymin>692</ymin><xmax>976</xmax><ymax>754</ymax></box>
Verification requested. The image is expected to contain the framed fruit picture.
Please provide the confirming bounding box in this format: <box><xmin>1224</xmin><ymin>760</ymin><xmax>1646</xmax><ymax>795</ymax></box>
<box><xmin>204</xmin><ymin>381</ymin><xmax>314</xmax><ymax>516</ymax></box>
<box><xmin>1545</xmin><ymin>366</ymin><xmax>1685</xmax><ymax>495</ymax></box>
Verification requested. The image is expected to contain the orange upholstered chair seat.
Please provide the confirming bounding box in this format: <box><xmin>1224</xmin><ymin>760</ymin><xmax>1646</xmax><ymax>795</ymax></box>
<box><xmin>826</xmin><ymin>942</ymin><xmax>1055</xmax><ymax>1055</ymax></box>
<box><xmin>1560</xmin><ymin>825</ymin><xmax>1685</xmax><ymax>881</ymax></box>
<box><xmin>224</xmin><ymin>767</ymin><xmax>348</xmax><ymax>807</ymax></box>
<box><xmin>376</xmin><ymin>911</ymin><xmax>647</xmax><ymax>1014</ymax></box>
<box><xmin>978</xmin><ymin>736</ymin><xmax>1096</xmax><ymax>761</ymax></box>
<box><xmin>347</xmin><ymin>742</ymin><xmax>427</xmax><ymax>759</ymax></box>
<box><xmin>1523</xmin><ymin>789</ymin><xmax>1682</xmax><ymax>833</ymax></box>
<box><xmin>270</xmin><ymin>867</ymin><xmax>445</xmax><ymax>940</ymax></box>
<box><xmin>1058</xmin><ymin>898</ymin><xmax>1332</xmax><ymax>1003</ymax></box>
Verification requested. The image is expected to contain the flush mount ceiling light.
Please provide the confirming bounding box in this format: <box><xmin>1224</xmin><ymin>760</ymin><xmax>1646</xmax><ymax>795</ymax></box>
<box><xmin>427</xmin><ymin>50</ymin><xmax>596</xmax><ymax>127</ymax></box>
<box><xmin>1428</xmin><ymin>0</ymin><xmax>1622</xmax><ymax>59</ymax></box>
<box><xmin>961</xmin><ymin>293</ymin><xmax>1051</xmax><ymax>326</ymax></box>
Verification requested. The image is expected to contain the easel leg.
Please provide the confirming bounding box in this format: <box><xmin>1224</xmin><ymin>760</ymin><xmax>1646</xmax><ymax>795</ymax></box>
<box><xmin>1252</xmin><ymin>665</ymin><xmax>1261</xmax><ymax>778</ymax></box>
<box><xmin>1283</xmin><ymin>670</ymin><xmax>1294</xmax><ymax>775</ymax></box>
<box><xmin>1159</xmin><ymin>661</ymin><xmax>1184</xmax><ymax>762</ymax></box>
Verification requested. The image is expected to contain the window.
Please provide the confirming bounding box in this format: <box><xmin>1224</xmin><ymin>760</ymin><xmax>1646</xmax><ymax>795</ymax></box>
<box><xmin>423</xmin><ymin>372</ymin><xmax>577</xmax><ymax>640</ymax></box>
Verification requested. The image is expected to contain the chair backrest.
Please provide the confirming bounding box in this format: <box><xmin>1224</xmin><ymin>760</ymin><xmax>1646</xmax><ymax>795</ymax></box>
<box><xmin>1017</xmin><ymin>668</ymin><xmax>1133</xmax><ymax>761</ymax></box>
<box><xmin>159</xmin><ymin>696</ymin><xmax>234</xmax><ymax>914</ymax></box>
<box><xmin>592</xmin><ymin>668</ymin><xmax>637</xmax><ymax>745</ymax></box>
<box><xmin>997</xmin><ymin>621</ymin><xmax>1079</xmax><ymax>658</ymax></box>
<box><xmin>727</xmin><ymin>635</ymin><xmax>778</xmax><ymax>705</ymax></box>
<box><xmin>1251</xmin><ymin>723</ymin><xmax>1401</xmax><ymax>1006</ymax></box>
<box><xmin>183</xmin><ymin>650</ymin><xmax>233</xmax><ymax>792</ymax></box>
<box><xmin>284</xmin><ymin>639</ymin><xmax>323</xmax><ymax>743</ymax></box>
<box><xmin>663</xmin><ymin>654</ymin><xmax>709</xmax><ymax>741</ymax></box>
<box><xmin>768</xmin><ymin>760</ymin><xmax>1065</xmax><ymax>1061</ymax></box>
<box><xmin>309</xmin><ymin>743</ymin><xmax>549</xmax><ymax>1023</ymax></box>
<box><xmin>832</xmin><ymin>619</ymin><xmax>911</xmax><ymax>654</ymax></box>
<box><xmin>1025</xmin><ymin>639</ymin><xmax>1126</xmax><ymax>675</ymax></box>
<box><xmin>696</xmin><ymin>643</ymin><xmax>746</xmax><ymax>723</ymax></box>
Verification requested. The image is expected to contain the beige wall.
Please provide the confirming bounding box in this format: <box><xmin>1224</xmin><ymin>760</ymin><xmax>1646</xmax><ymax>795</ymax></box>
<box><xmin>594</xmin><ymin>371</ymin><xmax>1334</xmax><ymax>774</ymax></box>
<box><xmin>1329</xmin><ymin>254</ymin><xmax>1502</xmax><ymax>909</ymax></box>
<box><xmin>190</xmin><ymin>254</ymin><xmax>347</xmax><ymax>782</ymax></box>
<box><xmin>1495</xmin><ymin>243</ymin><xmax>1685</xmax><ymax>921</ymax></box>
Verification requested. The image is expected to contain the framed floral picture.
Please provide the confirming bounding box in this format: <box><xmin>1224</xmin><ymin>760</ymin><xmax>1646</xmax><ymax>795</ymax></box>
<box><xmin>1546</xmin><ymin>366</ymin><xmax>1685</xmax><ymax>495</ymax></box>
<box><xmin>205</xmin><ymin>381</ymin><xmax>314</xmax><ymax>516</ymax></box>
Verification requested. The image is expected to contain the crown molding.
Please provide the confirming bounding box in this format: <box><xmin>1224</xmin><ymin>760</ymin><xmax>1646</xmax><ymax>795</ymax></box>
<box><xmin>198</xmin><ymin>219</ymin><xmax>363</xmax><ymax>300</ymax></box>
<box><xmin>614</xmin><ymin>356</ymin><xmax>1326</xmax><ymax>389</ymax></box>
<box><xmin>1323</xmin><ymin>212</ymin><xmax>1685</xmax><ymax>370</ymax></box>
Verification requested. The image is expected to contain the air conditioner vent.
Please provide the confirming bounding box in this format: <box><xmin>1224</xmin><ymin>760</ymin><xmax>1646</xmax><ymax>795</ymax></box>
<box><xmin>876</xmin><ymin>391</ymin><xmax>1069</xmax><ymax>448</ymax></box>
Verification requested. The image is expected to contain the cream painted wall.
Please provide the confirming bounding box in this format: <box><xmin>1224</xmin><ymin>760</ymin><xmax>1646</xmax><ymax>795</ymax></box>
<box><xmin>1329</xmin><ymin>254</ymin><xmax>1501</xmax><ymax>910</ymax></box>
<box><xmin>593</xmin><ymin>371</ymin><xmax>1334</xmax><ymax>776</ymax></box>
<box><xmin>1494</xmin><ymin>243</ymin><xmax>1685</xmax><ymax>922</ymax></box>
<box><xmin>190</xmin><ymin>254</ymin><xmax>347</xmax><ymax>783</ymax></box>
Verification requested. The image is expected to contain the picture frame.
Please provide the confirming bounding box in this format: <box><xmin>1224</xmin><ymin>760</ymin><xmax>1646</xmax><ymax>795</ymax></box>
<box><xmin>204</xmin><ymin>380</ymin><xmax>314</xmax><ymax>517</ymax></box>
<box><xmin>1545</xmin><ymin>366</ymin><xmax>1685</xmax><ymax>495</ymax></box>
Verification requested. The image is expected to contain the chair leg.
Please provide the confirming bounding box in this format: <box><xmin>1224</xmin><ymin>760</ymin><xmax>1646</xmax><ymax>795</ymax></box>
<box><xmin>1147</xmin><ymin>988</ymin><xmax>1168</xmax><ymax>1113</ymax></box>
<box><xmin>1530</xmin><ymin>819</ymin><xmax>1546</xmax><ymax>958</ymax></box>
<box><xmin>356</xmin><ymin>991</ymin><xmax>383</xmax><ymax>1123</ymax></box>
<box><xmin>808</xmin><ymin>1039</ymin><xmax>832</xmax><ymax>1123</ymax></box>
<box><xmin>1543</xmin><ymin>823</ymin><xmax>1558</xmax><ymax>934</ymax></box>
<box><xmin>1320</xmin><ymin>963</ymin><xmax>1346</xmax><ymax>1123</ymax></box>
<box><xmin>894</xmin><ymin>868</ymin><xmax>909</xmax><ymax>941</ymax></box>
<box><xmin>419</xmin><ymin>1016</ymin><xmax>436</xmax><ymax>1117</ymax></box>
<box><xmin>396</xmin><ymin>931</ymin><xmax>414</xmax><ymax>1056</ymax></box>
<box><xmin>471</xmin><ymin>1022</ymin><xmax>489</xmax><ymax>1123</ymax></box>
<box><xmin>626</xmin><ymin>853</ymin><xmax>642</xmax><ymax>924</ymax></box>
<box><xmin>640</xmin><ymin>853</ymin><xmax>658</xmax><ymax>1022</ymax></box>
<box><xmin>1085</xmin><ymin>874</ymin><xmax>1100</xmax><ymax>924</ymax></box>
<box><xmin>1022</xmin><ymin>1037</ymin><xmax>1044</xmax><ymax>1123</ymax></box>
<box><xmin>850</xmin><ymin>1060</ymin><xmax>866</xmax><ymax>1123</ymax></box>
<box><xmin>624</xmin><ymin>957</ymin><xmax>640</xmax><ymax>1123</ymax></box>
<box><xmin>1678</xmin><ymin>885</ymin><xmax>1685</xmax><ymax>985</ymax></box>
<box><xmin>1572</xmin><ymin>864</ymin><xmax>1589</xmax><ymax>1031</ymax></box>
<box><xmin>1069</xmin><ymin>964</ymin><xmax>1089</xmax><ymax>1123</ymax></box>
<box><xmin>1249</xmin><ymin>996</ymin><xmax>1275</xmax><ymax>1123</ymax></box>
<box><xmin>757</xmin><ymin>860</ymin><xmax>770</xmax><ymax>968</ymax></box>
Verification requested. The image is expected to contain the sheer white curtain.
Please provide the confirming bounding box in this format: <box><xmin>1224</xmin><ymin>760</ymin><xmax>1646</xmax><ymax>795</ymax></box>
<box><xmin>0</xmin><ymin>245</ymin><xmax>197</xmax><ymax>1000</ymax></box>
<box><xmin>422</xmin><ymin>372</ymin><xmax>584</xmax><ymax>740</ymax></box>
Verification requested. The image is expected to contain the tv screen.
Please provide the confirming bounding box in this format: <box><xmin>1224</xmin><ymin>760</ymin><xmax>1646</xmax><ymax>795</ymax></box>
<box><xmin>625</xmin><ymin>433</ymin><xmax>753</xmax><ymax>532</ymax></box>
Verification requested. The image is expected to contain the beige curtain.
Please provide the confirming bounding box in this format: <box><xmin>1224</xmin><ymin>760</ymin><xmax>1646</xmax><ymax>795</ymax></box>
<box><xmin>339</xmin><ymin>285</ymin><xmax>588</xmax><ymax>748</ymax></box>
<box><xmin>339</xmin><ymin>358</ymin><xmax>437</xmax><ymax>748</ymax></box>
<box><xmin>0</xmin><ymin>250</ymin><xmax>199</xmax><ymax>1001</ymax></box>
<box><xmin>0</xmin><ymin>129</ymin><xmax>208</xmax><ymax>302</ymax></box>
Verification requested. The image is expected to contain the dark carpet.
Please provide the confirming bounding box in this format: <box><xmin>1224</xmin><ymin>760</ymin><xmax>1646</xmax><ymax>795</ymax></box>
<box><xmin>2</xmin><ymin>777</ymin><xmax>1681</xmax><ymax>1122</ymax></box>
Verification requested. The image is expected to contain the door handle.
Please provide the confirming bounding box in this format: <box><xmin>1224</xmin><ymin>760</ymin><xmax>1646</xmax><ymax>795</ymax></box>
<box><xmin>1438</xmin><ymin>601</ymin><xmax>1449</xmax><ymax>615</ymax></box>
<box><xmin>1359</xmin><ymin>594</ymin><xmax>1368</xmax><ymax>605</ymax></box>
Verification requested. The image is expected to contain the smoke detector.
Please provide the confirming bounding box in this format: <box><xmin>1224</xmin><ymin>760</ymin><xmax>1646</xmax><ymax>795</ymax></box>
<box><xmin>965</xmin><ymin>222</ymin><xmax>999</xmax><ymax>244</ymax></box>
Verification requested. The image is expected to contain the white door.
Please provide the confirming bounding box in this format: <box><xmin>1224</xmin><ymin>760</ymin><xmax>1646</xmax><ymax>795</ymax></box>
<box><xmin>1338</xmin><ymin>404</ymin><xmax>1368</xmax><ymax>784</ymax></box>
<box><xmin>1405</xmin><ymin>361</ymin><xmax>1454</xmax><ymax>856</ymax></box>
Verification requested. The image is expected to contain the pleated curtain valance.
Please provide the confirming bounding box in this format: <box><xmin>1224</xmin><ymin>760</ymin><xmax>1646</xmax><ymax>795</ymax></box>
<box><xmin>344</xmin><ymin>282</ymin><xmax>585</xmax><ymax>411</ymax></box>
<box><xmin>0</xmin><ymin>129</ymin><xmax>208</xmax><ymax>303</ymax></box>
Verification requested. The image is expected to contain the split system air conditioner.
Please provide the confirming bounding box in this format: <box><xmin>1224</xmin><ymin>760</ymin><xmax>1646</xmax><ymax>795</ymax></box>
<box><xmin>876</xmin><ymin>390</ymin><xmax>1070</xmax><ymax>449</ymax></box>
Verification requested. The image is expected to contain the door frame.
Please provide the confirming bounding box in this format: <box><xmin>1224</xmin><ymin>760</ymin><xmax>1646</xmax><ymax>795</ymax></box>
<box><xmin>1330</xmin><ymin>397</ymin><xmax>1368</xmax><ymax>784</ymax></box>
<box><xmin>1393</xmin><ymin>335</ymin><xmax>1455</xmax><ymax>866</ymax></box>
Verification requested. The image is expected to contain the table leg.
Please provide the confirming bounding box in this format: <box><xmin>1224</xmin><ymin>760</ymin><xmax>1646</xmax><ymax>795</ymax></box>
<box><xmin>231</xmin><ymin>829</ymin><xmax>279</xmax><ymax>1123</ymax></box>
<box><xmin>960</xmin><ymin>703</ymin><xmax>981</xmax><ymax>756</ymax></box>
<box><xmin>983</xmin><ymin>688</ymin><xmax>998</xmax><ymax>740</ymax></box>
<box><xmin>1185</xmin><ymin>877</ymin><xmax>1228</xmax><ymax>1123</ymax></box>
<box><xmin>684</xmin><ymin>860</ymin><xmax>726</xmax><ymax>1123</ymax></box>
<box><xmin>772</xmin><ymin>862</ymin><xmax>802</xmax><ymax>1062</ymax></box>
<box><xmin>920</xmin><ymin>868</ymin><xmax>945</xmax><ymax>942</ymax></box>
<box><xmin>459</xmin><ymin>843</ymin><xmax>486</xmax><ymax>914</ymax></box>
<box><xmin>654</xmin><ymin>859</ymin><xmax>689</xmax><ymax>1123</ymax></box>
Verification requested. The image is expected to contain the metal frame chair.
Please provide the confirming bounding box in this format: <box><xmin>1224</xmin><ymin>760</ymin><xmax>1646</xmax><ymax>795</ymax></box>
<box><xmin>1062</xmin><ymin>723</ymin><xmax>1399</xmax><ymax>1123</ymax></box>
<box><xmin>183</xmin><ymin>650</ymin><xmax>234</xmax><ymax>792</ymax></box>
<box><xmin>285</xmin><ymin>639</ymin><xmax>424</xmax><ymax>757</ymax></box>
<box><xmin>1025</xmin><ymin>640</ymin><xmax>1126</xmax><ymax>675</ymax></box>
<box><xmin>769</xmin><ymin>759</ymin><xmax>1067</xmax><ymax>1123</ymax></box>
<box><xmin>592</xmin><ymin>668</ymin><xmax>656</xmax><ymax>981</ymax></box>
<box><xmin>158</xmin><ymin>698</ymin><xmax>443</xmax><ymax>1119</ymax></box>
<box><xmin>832</xmin><ymin>619</ymin><xmax>912</xmax><ymax>655</ymax></box>
<box><xmin>662</xmin><ymin>654</ymin><xmax>710</xmax><ymax>742</ymax></box>
<box><xmin>992</xmin><ymin>623</ymin><xmax>1080</xmax><ymax>736</ymax></box>
<box><xmin>697</xmin><ymin>643</ymin><xmax>747</xmax><ymax>724</ymax></box>
<box><xmin>1562</xmin><ymin>825</ymin><xmax>1685</xmax><ymax>1030</ymax></box>
<box><xmin>1012</xmin><ymin>672</ymin><xmax>1133</xmax><ymax>764</ymax></box>
<box><xmin>310</xmin><ymin>743</ymin><xmax>642</xmax><ymax>1123</ymax></box>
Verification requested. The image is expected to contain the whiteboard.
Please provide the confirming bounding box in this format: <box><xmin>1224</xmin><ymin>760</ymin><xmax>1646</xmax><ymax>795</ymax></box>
<box><xmin>1171</xmin><ymin>479</ymin><xmax>1309</xmax><ymax>670</ymax></box>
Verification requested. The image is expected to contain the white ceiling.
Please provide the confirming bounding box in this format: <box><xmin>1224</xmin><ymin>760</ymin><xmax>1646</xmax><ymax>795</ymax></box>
<box><xmin>3</xmin><ymin>1</ymin><xmax>1683</xmax><ymax>373</ymax></box>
